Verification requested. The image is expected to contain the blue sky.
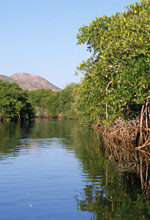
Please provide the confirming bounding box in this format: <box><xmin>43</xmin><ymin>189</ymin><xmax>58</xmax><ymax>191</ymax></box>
<box><xmin>0</xmin><ymin>0</ymin><xmax>140</xmax><ymax>88</ymax></box>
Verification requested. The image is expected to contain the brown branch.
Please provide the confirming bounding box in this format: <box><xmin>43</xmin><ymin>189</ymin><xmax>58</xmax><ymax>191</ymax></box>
<box><xmin>106</xmin><ymin>80</ymin><xmax>112</xmax><ymax>119</ymax></box>
<box><xmin>135</xmin><ymin>140</ymin><xmax>150</xmax><ymax>150</ymax></box>
<box><xmin>139</xmin><ymin>104</ymin><xmax>145</xmax><ymax>146</ymax></box>
<box><xmin>145</xmin><ymin>101</ymin><xmax>148</xmax><ymax>130</ymax></box>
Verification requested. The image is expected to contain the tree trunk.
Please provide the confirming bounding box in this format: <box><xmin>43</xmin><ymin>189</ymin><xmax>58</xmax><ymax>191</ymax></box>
<box><xmin>106</xmin><ymin>81</ymin><xmax>112</xmax><ymax>119</ymax></box>
<box><xmin>139</xmin><ymin>104</ymin><xmax>144</xmax><ymax>146</ymax></box>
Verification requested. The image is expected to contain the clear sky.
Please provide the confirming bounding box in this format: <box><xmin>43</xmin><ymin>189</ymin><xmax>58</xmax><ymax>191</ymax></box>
<box><xmin>0</xmin><ymin>0</ymin><xmax>140</xmax><ymax>88</ymax></box>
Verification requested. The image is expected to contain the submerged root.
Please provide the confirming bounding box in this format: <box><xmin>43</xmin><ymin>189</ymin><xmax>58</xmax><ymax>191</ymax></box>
<box><xmin>102</xmin><ymin>117</ymin><xmax>150</xmax><ymax>155</ymax></box>
<box><xmin>100</xmin><ymin>117</ymin><xmax>150</xmax><ymax>197</ymax></box>
<box><xmin>102</xmin><ymin>118</ymin><xmax>139</xmax><ymax>149</ymax></box>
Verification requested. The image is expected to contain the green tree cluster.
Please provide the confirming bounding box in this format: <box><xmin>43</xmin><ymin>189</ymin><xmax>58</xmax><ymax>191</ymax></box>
<box><xmin>76</xmin><ymin>0</ymin><xmax>150</xmax><ymax>125</ymax></box>
<box><xmin>0</xmin><ymin>80</ymin><xmax>34</xmax><ymax>121</ymax></box>
<box><xmin>28</xmin><ymin>83</ymin><xmax>78</xmax><ymax>118</ymax></box>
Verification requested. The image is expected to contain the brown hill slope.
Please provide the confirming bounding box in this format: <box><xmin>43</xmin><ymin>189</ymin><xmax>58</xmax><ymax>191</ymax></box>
<box><xmin>0</xmin><ymin>75</ymin><xmax>14</xmax><ymax>83</ymax></box>
<box><xmin>9</xmin><ymin>73</ymin><xmax>61</xmax><ymax>91</ymax></box>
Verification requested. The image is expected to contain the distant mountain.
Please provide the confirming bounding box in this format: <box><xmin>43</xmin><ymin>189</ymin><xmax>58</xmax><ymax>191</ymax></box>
<box><xmin>0</xmin><ymin>75</ymin><xmax>14</xmax><ymax>83</ymax></box>
<box><xmin>0</xmin><ymin>73</ymin><xmax>61</xmax><ymax>91</ymax></box>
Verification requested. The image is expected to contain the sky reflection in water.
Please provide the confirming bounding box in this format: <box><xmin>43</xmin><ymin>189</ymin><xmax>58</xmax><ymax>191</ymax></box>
<box><xmin>0</xmin><ymin>119</ymin><xmax>149</xmax><ymax>220</ymax></box>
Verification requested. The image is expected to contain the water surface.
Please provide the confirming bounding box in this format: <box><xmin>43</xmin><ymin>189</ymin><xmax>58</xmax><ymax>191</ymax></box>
<box><xmin>0</xmin><ymin>119</ymin><xmax>150</xmax><ymax>220</ymax></box>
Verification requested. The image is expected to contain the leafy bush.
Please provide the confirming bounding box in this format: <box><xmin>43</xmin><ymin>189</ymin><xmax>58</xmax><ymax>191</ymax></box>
<box><xmin>0</xmin><ymin>80</ymin><xmax>34</xmax><ymax>121</ymax></box>
<box><xmin>28</xmin><ymin>83</ymin><xmax>78</xmax><ymax>118</ymax></box>
<box><xmin>76</xmin><ymin>0</ymin><xmax>150</xmax><ymax>125</ymax></box>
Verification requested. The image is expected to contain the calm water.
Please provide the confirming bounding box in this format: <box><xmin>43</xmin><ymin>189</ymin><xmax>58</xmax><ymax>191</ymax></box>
<box><xmin>0</xmin><ymin>119</ymin><xmax>150</xmax><ymax>220</ymax></box>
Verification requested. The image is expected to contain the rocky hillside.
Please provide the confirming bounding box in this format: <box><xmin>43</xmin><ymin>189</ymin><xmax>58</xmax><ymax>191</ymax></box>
<box><xmin>0</xmin><ymin>73</ymin><xmax>61</xmax><ymax>91</ymax></box>
<box><xmin>0</xmin><ymin>75</ymin><xmax>14</xmax><ymax>83</ymax></box>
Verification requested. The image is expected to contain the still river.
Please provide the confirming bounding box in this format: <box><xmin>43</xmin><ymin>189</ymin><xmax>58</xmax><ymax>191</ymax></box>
<box><xmin>0</xmin><ymin>118</ymin><xmax>150</xmax><ymax>220</ymax></box>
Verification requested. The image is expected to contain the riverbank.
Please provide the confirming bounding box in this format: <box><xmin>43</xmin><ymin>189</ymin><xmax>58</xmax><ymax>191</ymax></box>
<box><xmin>91</xmin><ymin>117</ymin><xmax>150</xmax><ymax>198</ymax></box>
<box><xmin>37</xmin><ymin>113</ymin><xmax>150</xmax><ymax>157</ymax></box>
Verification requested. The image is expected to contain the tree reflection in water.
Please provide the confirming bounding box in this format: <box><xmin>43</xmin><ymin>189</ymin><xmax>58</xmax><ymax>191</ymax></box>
<box><xmin>1</xmin><ymin>119</ymin><xmax>150</xmax><ymax>219</ymax></box>
<box><xmin>74</xmin><ymin>128</ymin><xmax>150</xmax><ymax>220</ymax></box>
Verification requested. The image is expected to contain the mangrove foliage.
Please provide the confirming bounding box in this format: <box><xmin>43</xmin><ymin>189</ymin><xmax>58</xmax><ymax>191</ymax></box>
<box><xmin>0</xmin><ymin>80</ymin><xmax>34</xmax><ymax>121</ymax></box>
<box><xmin>1</xmin><ymin>0</ymin><xmax>150</xmax><ymax>128</ymax></box>
<box><xmin>76</xmin><ymin>0</ymin><xmax>150</xmax><ymax>125</ymax></box>
<box><xmin>28</xmin><ymin>83</ymin><xmax>78</xmax><ymax>118</ymax></box>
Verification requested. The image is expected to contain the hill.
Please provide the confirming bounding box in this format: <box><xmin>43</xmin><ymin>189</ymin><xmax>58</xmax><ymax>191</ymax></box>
<box><xmin>0</xmin><ymin>73</ymin><xmax>61</xmax><ymax>91</ymax></box>
<box><xmin>0</xmin><ymin>75</ymin><xmax>14</xmax><ymax>83</ymax></box>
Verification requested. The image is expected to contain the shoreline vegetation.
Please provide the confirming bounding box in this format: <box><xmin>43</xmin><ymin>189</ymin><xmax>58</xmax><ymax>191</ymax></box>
<box><xmin>75</xmin><ymin>0</ymin><xmax>150</xmax><ymax>156</ymax></box>
<box><xmin>0</xmin><ymin>0</ymin><xmax>150</xmax><ymax>194</ymax></box>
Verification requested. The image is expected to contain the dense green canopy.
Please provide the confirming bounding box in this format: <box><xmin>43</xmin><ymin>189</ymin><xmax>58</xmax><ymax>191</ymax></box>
<box><xmin>76</xmin><ymin>0</ymin><xmax>150</xmax><ymax>124</ymax></box>
<box><xmin>0</xmin><ymin>80</ymin><xmax>34</xmax><ymax>121</ymax></box>
<box><xmin>28</xmin><ymin>83</ymin><xmax>77</xmax><ymax>118</ymax></box>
